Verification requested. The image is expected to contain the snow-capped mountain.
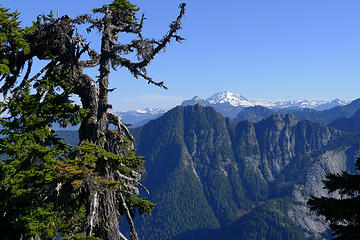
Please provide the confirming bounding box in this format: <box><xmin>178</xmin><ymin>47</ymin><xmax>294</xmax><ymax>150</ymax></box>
<box><xmin>206</xmin><ymin>91</ymin><xmax>276</xmax><ymax>108</ymax></box>
<box><xmin>116</xmin><ymin>91</ymin><xmax>350</xmax><ymax>127</ymax></box>
<box><xmin>116</xmin><ymin>108</ymin><xmax>166</xmax><ymax>127</ymax></box>
<box><xmin>127</xmin><ymin>107</ymin><xmax>165</xmax><ymax>116</ymax></box>
<box><xmin>207</xmin><ymin>91</ymin><xmax>251</xmax><ymax>106</ymax></box>
<box><xmin>272</xmin><ymin>98</ymin><xmax>347</xmax><ymax>110</ymax></box>
<box><xmin>183</xmin><ymin>90</ymin><xmax>348</xmax><ymax>110</ymax></box>
<box><xmin>273</xmin><ymin>99</ymin><xmax>328</xmax><ymax>109</ymax></box>
<box><xmin>313</xmin><ymin>98</ymin><xmax>348</xmax><ymax>111</ymax></box>
<box><xmin>181</xmin><ymin>96</ymin><xmax>210</xmax><ymax>107</ymax></box>
<box><xmin>181</xmin><ymin>91</ymin><xmax>349</xmax><ymax>118</ymax></box>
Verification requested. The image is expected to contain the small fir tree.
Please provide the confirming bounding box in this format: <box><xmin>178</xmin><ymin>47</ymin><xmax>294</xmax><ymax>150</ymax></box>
<box><xmin>308</xmin><ymin>157</ymin><xmax>360</xmax><ymax>240</ymax></box>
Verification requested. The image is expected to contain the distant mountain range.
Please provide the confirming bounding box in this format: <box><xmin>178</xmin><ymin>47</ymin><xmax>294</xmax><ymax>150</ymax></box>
<box><xmin>235</xmin><ymin>98</ymin><xmax>360</xmax><ymax>125</ymax></box>
<box><xmin>116</xmin><ymin>108</ymin><xmax>167</xmax><ymax>128</ymax></box>
<box><xmin>116</xmin><ymin>91</ymin><xmax>351</xmax><ymax>126</ymax></box>
<box><xmin>56</xmin><ymin>104</ymin><xmax>360</xmax><ymax>239</ymax></box>
<box><xmin>183</xmin><ymin>91</ymin><xmax>348</xmax><ymax>111</ymax></box>
<box><xmin>182</xmin><ymin>91</ymin><xmax>349</xmax><ymax>118</ymax></box>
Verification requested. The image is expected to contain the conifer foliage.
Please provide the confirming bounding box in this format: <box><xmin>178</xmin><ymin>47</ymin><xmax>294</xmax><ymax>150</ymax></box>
<box><xmin>308</xmin><ymin>157</ymin><xmax>360</xmax><ymax>240</ymax></box>
<box><xmin>0</xmin><ymin>1</ymin><xmax>185</xmax><ymax>239</ymax></box>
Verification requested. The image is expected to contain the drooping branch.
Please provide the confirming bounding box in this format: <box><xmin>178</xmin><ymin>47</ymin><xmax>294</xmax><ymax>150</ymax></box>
<box><xmin>11</xmin><ymin>58</ymin><xmax>33</xmax><ymax>100</ymax></box>
<box><xmin>0</xmin><ymin>55</ymin><xmax>27</xmax><ymax>99</ymax></box>
<box><xmin>2</xmin><ymin>58</ymin><xmax>57</xmax><ymax>101</ymax></box>
<box><xmin>109</xmin><ymin>55</ymin><xmax>168</xmax><ymax>89</ymax></box>
<box><xmin>30</xmin><ymin>60</ymin><xmax>58</xmax><ymax>82</ymax></box>
<box><xmin>120</xmin><ymin>192</ymin><xmax>139</xmax><ymax>240</ymax></box>
<box><xmin>137</xmin><ymin>71</ymin><xmax>167</xmax><ymax>89</ymax></box>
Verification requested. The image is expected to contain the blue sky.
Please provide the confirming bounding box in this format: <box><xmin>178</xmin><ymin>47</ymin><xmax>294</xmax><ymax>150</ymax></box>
<box><xmin>5</xmin><ymin>0</ymin><xmax>360</xmax><ymax>111</ymax></box>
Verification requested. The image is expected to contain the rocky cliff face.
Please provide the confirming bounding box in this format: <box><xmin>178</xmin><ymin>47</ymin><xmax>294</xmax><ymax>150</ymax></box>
<box><xmin>290</xmin><ymin>143</ymin><xmax>360</xmax><ymax>237</ymax></box>
<box><xmin>131</xmin><ymin>104</ymin><xmax>360</xmax><ymax>240</ymax></box>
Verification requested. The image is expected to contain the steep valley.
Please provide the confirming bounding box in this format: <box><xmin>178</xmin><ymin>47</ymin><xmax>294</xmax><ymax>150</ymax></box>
<box><xmin>131</xmin><ymin>105</ymin><xmax>360</xmax><ymax>240</ymax></box>
<box><xmin>56</xmin><ymin>104</ymin><xmax>360</xmax><ymax>239</ymax></box>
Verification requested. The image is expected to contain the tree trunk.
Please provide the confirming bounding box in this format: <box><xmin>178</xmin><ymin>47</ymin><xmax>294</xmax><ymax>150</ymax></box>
<box><xmin>75</xmin><ymin>70</ymin><xmax>99</xmax><ymax>143</ymax></box>
<box><xmin>78</xmin><ymin>11</ymin><xmax>125</xmax><ymax>240</ymax></box>
<box><xmin>97</xmin><ymin>11</ymin><xmax>111</xmax><ymax>147</ymax></box>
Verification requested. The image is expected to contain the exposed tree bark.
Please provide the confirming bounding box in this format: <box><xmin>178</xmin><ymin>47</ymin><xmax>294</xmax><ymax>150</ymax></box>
<box><xmin>97</xmin><ymin>10</ymin><xmax>112</xmax><ymax>147</ymax></box>
<box><xmin>120</xmin><ymin>192</ymin><xmax>139</xmax><ymax>240</ymax></box>
<box><xmin>74</xmin><ymin>70</ymin><xmax>99</xmax><ymax>143</ymax></box>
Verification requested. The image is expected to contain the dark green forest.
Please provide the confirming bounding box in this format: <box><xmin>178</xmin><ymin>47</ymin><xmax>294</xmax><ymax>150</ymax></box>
<box><xmin>57</xmin><ymin>104</ymin><xmax>360</xmax><ymax>240</ymax></box>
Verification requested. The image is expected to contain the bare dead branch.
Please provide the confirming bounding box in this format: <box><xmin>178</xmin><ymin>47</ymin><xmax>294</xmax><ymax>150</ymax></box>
<box><xmin>116</xmin><ymin>171</ymin><xmax>150</xmax><ymax>195</ymax></box>
<box><xmin>136</xmin><ymin>71</ymin><xmax>167</xmax><ymax>90</ymax></box>
<box><xmin>107</xmin><ymin>112</ymin><xmax>134</xmax><ymax>142</ymax></box>
<box><xmin>135</xmin><ymin>181</ymin><xmax>150</xmax><ymax>195</ymax></box>
<box><xmin>133</xmin><ymin>3</ymin><xmax>186</xmax><ymax>69</ymax></box>
<box><xmin>119</xmin><ymin>192</ymin><xmax>139</xmax><ymax>240</ymax></box>
<box><xmin>137</xmin><ymin>13</ymin><xmax>145</xmax><ymax>40</ymax></box>
<box><xmin>119</xmin><ymin>231</ymin><xmax>129</xmax><ymax>240</ymax></box>
<box><xmin>107</xmin><ymin>88</ymin><xmax>117</xmax><ymax>92</ymax></box>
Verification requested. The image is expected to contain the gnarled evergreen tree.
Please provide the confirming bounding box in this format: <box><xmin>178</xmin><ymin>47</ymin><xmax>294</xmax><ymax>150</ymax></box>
<box><xmin>0</xmin><ymin>1</ymin><xmax>186</xmax><ymax>239</ymax></box>
<box><xmin>308</xmin><ymin>157</ymin><xmax>360</xmax><ymax>240</ymax></box>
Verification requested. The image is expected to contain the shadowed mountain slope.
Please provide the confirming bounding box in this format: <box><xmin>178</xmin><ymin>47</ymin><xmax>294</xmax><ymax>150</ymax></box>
<box><xmin>131</xmin><ymin>104</ymin><xmax>360</xmax><ymax>240</ymax></box>
<box><xmin>328</xmin><ymin>108</ymin><xmax>360</xmax><ymax>133</ymax></box>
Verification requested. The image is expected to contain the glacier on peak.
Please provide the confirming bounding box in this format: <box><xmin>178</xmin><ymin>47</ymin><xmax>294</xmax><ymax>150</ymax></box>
<box><xmin>184</xmin><ymin>90</ymin><xmax>348</xmax><ymax>110</ymax></box>
<box><xmin>206</xmin><ymin>90</ymin><xmax>251</xmax><ymax>107</ymax></box>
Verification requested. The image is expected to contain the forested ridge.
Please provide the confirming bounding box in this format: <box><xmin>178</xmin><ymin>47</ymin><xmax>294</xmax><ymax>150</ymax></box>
<box><xmin>48</xmin><ymin>104</ymin><xmax>360</xmax><ymax>239</ymax></box>
<box><xmin>131</xmin><ymin>105</ymin><xmax>360</xmax><ymax>239</ymax></box>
